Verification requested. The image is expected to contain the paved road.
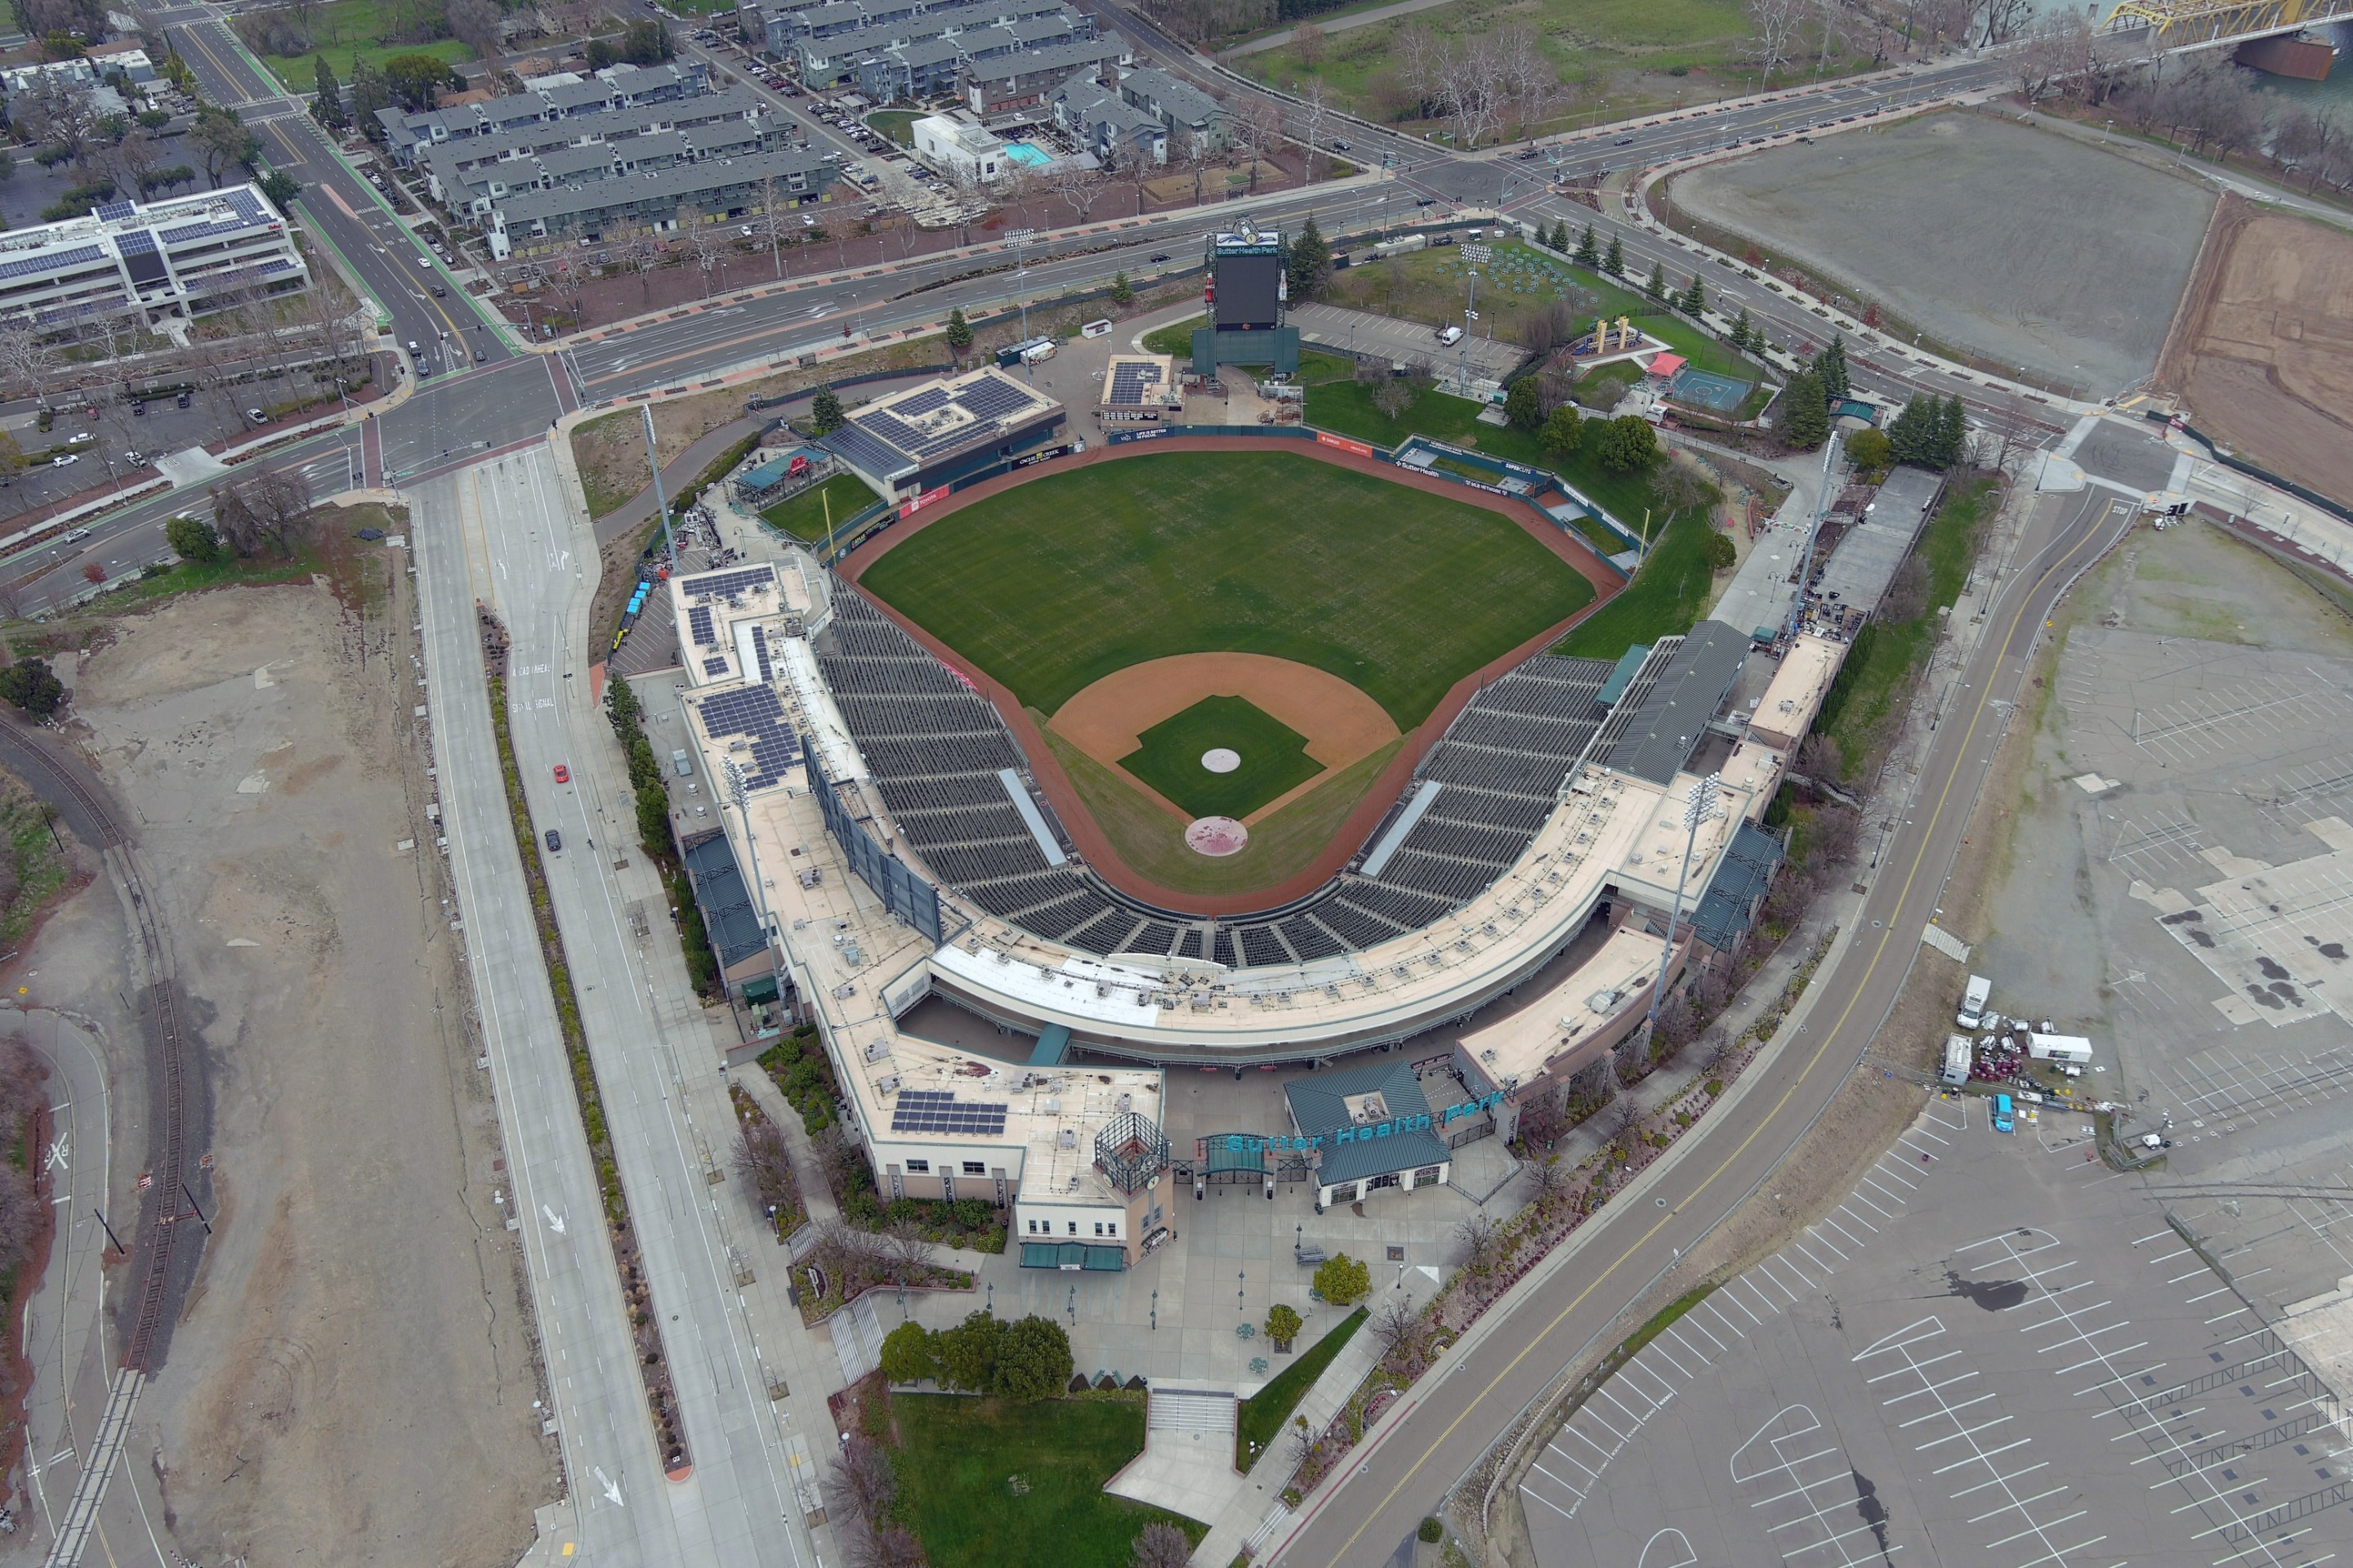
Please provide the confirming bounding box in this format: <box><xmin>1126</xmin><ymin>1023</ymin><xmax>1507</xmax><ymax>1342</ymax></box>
<box><xmin>1269</xmin><ymin>485</ymin><xmax>2137</xmax><ymax>1566</ymax></box>
<box><xmin>425</xmin><ymin>449</ymin><xmax>812</xmax><ymax>1568</ymax></box>
<box><xmin>413</xmin><ymin>461</ymin><xmax>691</xmax><ymax>1568</ymax></box>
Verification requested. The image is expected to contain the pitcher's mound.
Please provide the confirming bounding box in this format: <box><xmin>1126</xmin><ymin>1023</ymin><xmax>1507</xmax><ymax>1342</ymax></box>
<box><xmin>1202</xmin><ymin>748</ymin><xmax>1241</xmax><ymax>774</ymax></box>
<box><xmin>1185</xmin><ymin>817</ymin><xmax>1249</xmax><ymax>856</ymax></box>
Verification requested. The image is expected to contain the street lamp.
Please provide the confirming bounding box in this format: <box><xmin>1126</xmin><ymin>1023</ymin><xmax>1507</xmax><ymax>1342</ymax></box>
<box><xmin>1643</xmin><ymin>771</ymin><xmax>1725</xmax><ymax>1039</ymax></box>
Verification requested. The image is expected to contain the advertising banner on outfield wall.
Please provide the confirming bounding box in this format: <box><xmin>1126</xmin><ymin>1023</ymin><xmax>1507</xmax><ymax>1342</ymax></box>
<box><xmin>899</xmin><ymin>484</ymin><xmax>950</xmax><ymax>521</ymax></box>
<box><xmin>1315</xmin><ymin>432</ymin><xmax>1376</xmax><ymax>459</ymax></box>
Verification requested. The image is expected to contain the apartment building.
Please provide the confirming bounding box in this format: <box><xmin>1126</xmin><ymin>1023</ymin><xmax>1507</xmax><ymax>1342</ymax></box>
<box><xmin>485</xmin><ymin>145</ymin><xmax>838</xmax><ymax>256</ymax></box>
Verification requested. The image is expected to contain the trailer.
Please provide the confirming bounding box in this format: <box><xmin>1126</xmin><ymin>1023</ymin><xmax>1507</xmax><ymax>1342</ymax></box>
<box><xmin>1940</xmin><ymin>1034</ymin><xmax>1973</xmax><ymax>1087</ymax></box>
<box><xmin>1956</xmin><ymin>974</ymin><xmax>1991</xmax><ymax>1030</ymax></box>
<box><xmin>2027</xmin><ymin>1033</ymin><xmax>2092</xmax><ymax>1065</ymax></box>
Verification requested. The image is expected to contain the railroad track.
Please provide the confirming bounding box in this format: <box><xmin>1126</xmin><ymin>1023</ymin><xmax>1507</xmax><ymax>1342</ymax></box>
<box><xmin>2</xmin><ymin>721</ymin><xmax>194</xmax><ymax>1374</ymax></box>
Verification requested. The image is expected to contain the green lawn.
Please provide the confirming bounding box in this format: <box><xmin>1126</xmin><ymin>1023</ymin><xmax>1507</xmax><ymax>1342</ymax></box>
<box><xmin>1236</xmin><ymin>1307</ymin><xmax>1368</xmax><ymax>1472</ymax></box>
<box><xmin>248</xmin><ymin>0</ymin><xmax>475</xmax><ymax>92</ymax></box>
<box><xmin>1551</xmin><ymin>504</ymin><xmax>1717</xmax><ymax>660</ymax></box>
<box><xmin>759</xmin><ymin>472</ymin><xmax>881</xmax><ymax>541</ymax></box>
<box><xmin>1120</xmin><ymin>695</ymin><xmax>1324</xmax><ymax>819</ymax></box>
<box><xmin>856</xmin><ymin>450</ymin><xmax>1594</xmax><ymax>727</ymax></box>
<box><xmin>867</xmin><ymin>109</ymin><xmax>918</xmax><ymax>145</ymax></box>
<box><xmin>887</xmin><ymin>1394</ymin><xmax>1204</xmax><ymax>1568</ymax></box>
<box><xmin>1232</xmin><ymin>0</ymin><xmax>1864</xmax><ymax>135</ymax></box>
<box><xmin>1141</xmin><ymin>315</ymin><xmax>1202</xmax><ymax>356</ymax></box>
<box><xmin>1816</xmin><ymin>477</ymin><xmax>1994</xmax><ymax>780</ymax></box>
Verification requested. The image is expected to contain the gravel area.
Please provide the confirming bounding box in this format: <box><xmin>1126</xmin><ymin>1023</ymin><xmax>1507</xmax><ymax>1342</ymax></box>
<box><xmin>1670</xmin><ymin>113</ymin><xmax>2214</xmax><ymax>393</ymax></box>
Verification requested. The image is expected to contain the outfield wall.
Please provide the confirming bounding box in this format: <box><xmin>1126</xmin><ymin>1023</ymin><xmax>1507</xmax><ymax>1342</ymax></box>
<box><xmin>829</xmin><ymin>433</ymin><xmax>1627</xmax><ymax>916</ymax></box>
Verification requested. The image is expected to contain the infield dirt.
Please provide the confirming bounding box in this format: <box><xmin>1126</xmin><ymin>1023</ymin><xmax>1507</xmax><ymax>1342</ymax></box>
<box><xmin>2159</xmin><ymin>195</ymin><xmax>2353</xmax><ymax>507</ymax></box>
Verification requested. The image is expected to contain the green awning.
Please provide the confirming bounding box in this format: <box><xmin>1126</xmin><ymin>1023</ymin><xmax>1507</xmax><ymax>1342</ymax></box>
<box><xmin>1019</xmin><ymin>1241</ymin><xmax>1127</xmax><ymax>1271</ymax></box>
<box><xmin>741</xmin><ymin>976</ymin><xmax>780</xmax><ymax>1003</ymax></box>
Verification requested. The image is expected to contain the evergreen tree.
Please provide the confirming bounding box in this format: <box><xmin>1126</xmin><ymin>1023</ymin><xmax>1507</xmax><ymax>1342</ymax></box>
<box><xmin>1644</xmin><ymin>261</ymin><xmax>1666</xmax><ymax>302</ymax></box>
<box><xmin>1680</xmin><ymin>274</ymin><xmax>1705</xmax><ymax>316</ymax></box>
<box><xmin>1541</xmin><ymin>404</ymin><xmax>1583</xmax><ymax>462</ymax></box>
<box><xmin>1603</xmin><ymin>233</ymin><xmax>1623</xmax><ymax>276</ymax></box>
<box><xmin>1730</xmin><ymin>307</ymin><xmax>1755</xmax><ymax>352</ymax></box>
<box><xmin>809</xmin><ymin>386</ymin><xmax>845</xmax><ymax>435</ymax></box>
<box><xmin>1815</xmin><ymin>333</ymin><xmax>1850</xmax><ymax>402</ymax></box>
<box><xmin>1548</xmin><ymin>220</ymin><xmax>1570</xmax><ymax>252</ymax></box>
<box><xmin>1574</xmin><ymin>224</ymin><xmax>1600</xmax><ymax>268</ymax></box>
<box><xmin>349</xmin><ymin>56</ymin><xmax>392</xmax><ymax>141</ymax></box>
<box><xmin>944</xmin><ymin>306</ymin><xmax>973</xmax><ymax>362</ymax></box>
<box><xmin>1109</xmin><ymin>269</ymin><xmax>1133</xmax><ymax>306</ymax></box>
<box><xmin>1885</xmin><ymin>395</ymin><xmax>1932</xmax><ymax>466</ymax></box>
<box><xmin>1596</xmin><ymin>413</ymin><xmax>1662</xmax><ymax>473</ymax></box>
<box><xmin>311</xmin><ymin>56</ymin><xmax>345</xmax><ymax>130</ymax></box>
<box><xmin>1780</xmin><ymin>370</ymin><xmax>1830</xmax><ymax>449</ymax></box>
<box><xmin>1937</xmin><ymin>395</ymin><xmax>1968</xmax><ymax>468</ymax></box>
<box><xmin>1287</xmin><ymin>212</ymin><xmax>1332</xmax><ymax>302</ymax></box>
<box><xmin>1504</xmin><ymin>375</ymin><xmax>1543</xmax><ymax>431</ymax></box>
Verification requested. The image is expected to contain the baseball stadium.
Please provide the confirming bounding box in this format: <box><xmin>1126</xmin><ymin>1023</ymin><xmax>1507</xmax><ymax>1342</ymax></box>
<box><xmin>645</xmin><ymin>227</ymin><xmax>1853</xmax><ymax>1257</ymax></box>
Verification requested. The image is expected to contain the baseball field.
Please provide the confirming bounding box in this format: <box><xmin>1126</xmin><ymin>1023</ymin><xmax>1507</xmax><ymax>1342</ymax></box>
<box><xmin>853</xmin><ymin>447</ymin><xmax>1607</xmax><ymax>898</ymax></box>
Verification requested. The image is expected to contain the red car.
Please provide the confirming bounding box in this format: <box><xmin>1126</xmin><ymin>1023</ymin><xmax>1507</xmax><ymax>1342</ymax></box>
<box><xmin>552</xmin><ymin>764</ymin><xmax>570</xmax><ymax>784</ymax></box>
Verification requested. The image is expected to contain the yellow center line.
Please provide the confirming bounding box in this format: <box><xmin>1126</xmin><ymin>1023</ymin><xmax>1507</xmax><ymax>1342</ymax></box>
<box><xmin>1314</xmin><ymin>492</ymin><xmax>2123</xmax><ymax>1567</ymax></box>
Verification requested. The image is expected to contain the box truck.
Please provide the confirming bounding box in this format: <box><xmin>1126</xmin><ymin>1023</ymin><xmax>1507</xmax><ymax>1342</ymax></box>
<box><xmin>1956</xmin><ymin>974</ymin><xmax>1991</xmax><ymax>1030</ymax></box>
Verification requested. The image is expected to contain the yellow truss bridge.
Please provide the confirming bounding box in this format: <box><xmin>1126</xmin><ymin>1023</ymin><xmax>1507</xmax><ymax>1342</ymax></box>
<box><xmin>2103</xmin><ymin>0</ymin><xmax>2353</xmax><ymax>47</ymax></box>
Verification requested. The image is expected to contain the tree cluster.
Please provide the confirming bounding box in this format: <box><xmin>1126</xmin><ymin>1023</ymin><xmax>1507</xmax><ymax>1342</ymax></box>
<box><xmin>828</xmin><ymin>1428</ymin><xmax>923</xmax><ymax>1568</ymax></box>
<box><xmin>876</xmin><ymin>1311</ymin><xmax>1074</xmax><ymax>1401</ymax></box>
<box><xmin>1313</xmin><ymin>1251</ymin><xmax>1370</xmax><ymax>1305</ymax></box>
<box><xmin>205</xmin><ymin>468</ymin><xmax>312</xmax><ymax>559</ymax></box>
<box><xmin>1885</xmin><ymin>394</ymin><xmax>1967</xmax><ymax>470</ymax></box>
<box><xmin>0</xmin><ymin>659</ymin><xmax>65</xmax><ymax>717</ymax></box>
<box><xmin>0</xmin><ymin>1035</ymin><xmax>48</xmax><ymax>1412</ymax></box>
<box><xmin>1391</xmin><ymin>21</ymin><xmax>1559</xmax><ymax>148</ymax></box>
<box><xmin>587</xmin><ymin>18</ymin><xmax>674</xmax><ymax>71</ymax></box>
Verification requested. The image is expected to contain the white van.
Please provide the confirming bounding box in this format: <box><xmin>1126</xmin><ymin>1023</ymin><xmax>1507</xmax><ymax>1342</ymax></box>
<box><xmin>1436</xmin><ymin>324</ymin><xmax>1464</xmax><ymax>346</ymax></box>
<box><xmin>1956</xmin><ymin>974</ymin><xmax>1991</xmax><ymax>1030</ymax></box>
<box><xmin>1020</xmin><ymin>339</ymin><xmax>1056</xmax><ymax>364</ymax></box>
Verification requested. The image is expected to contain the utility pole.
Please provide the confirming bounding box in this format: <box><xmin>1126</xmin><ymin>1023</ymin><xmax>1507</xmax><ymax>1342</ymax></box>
<box><xmin>1644</xmin><ymin>771</ymin><xmax>1723</xmax><ymax>1039</ymax></box>
<box><xmin>641</xmin><ymin>403</ymin><xmax>676</xmax><ymax>576</ymax></box>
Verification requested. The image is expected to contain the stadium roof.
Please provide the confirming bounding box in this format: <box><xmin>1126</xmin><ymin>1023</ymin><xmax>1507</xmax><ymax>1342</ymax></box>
<box><xmin>819</xmin><ymin>366</ymin><xmax>1060</xmax><ymax>486</ymax></box>
<box><xmin>1690</xmin><ymin>821</ymin><xmax>1786</xmax><ymax>952</ymax></box>
<box><xmin>1816</xmin><ymin>464</ymin><xmax>1944</xmax><ymax>615</ymax></box>
<box><xmin>1603</xmin><ymin>621</ymin><xmax>1749</xmax><ymax>784</ymax></box>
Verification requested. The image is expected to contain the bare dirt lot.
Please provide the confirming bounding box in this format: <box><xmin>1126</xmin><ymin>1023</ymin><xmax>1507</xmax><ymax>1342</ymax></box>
<box><xmin>64</xmin><ymin>572</ymin><xmax>555</xmax><ymax>1564</ymax></box>
<box><xmin>1670</xmin><ymin>112</ymin><xmax>2213</xmax><ymax>391</ymax></box>
<box><xmin>2159</xmin><ymin>197</ymin><xmax>2353</xmax><ymax>507</ymax></box>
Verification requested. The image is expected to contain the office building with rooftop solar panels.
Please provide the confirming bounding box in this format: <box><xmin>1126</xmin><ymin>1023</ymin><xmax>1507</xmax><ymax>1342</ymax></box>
<box><xmin>816</xmin><ymin>365</ymin><xmax>1067</xmax><ymax>503</ymax></box>
<box><xmin>0</xmin><ymin>183</ymin><xmax>308</xmax><ymax>333</ymax></box>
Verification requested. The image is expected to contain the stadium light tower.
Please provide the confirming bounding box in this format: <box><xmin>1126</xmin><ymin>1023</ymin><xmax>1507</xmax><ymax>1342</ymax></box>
<box><xmin>1644</xmin><ymin>771</ymin><xmax>1724</xmax><ymax>1039</ymax></box>
<box><xmin>1007</xmin><ymin>226</ymin><xmax>1038</xmax><ymax>348</ymax></box>
<box><xmin>723</xmin><ymin>757</ymin><xmax>773</xmax><ymax>938</ymax></box>
<box><xmin>641</xmin><ymin>402</ymin><xmax>675</xmax><ymax>575</ymax></box>
<box><xmin>1784</xmin><ymin>437</ymin><xmax>1839</xmax><ymax>646</ymax></box>
<box><xmin>1458</xmin><ymin>243</ymin><xmax>1491</xmax><ymax>396</ymax></box>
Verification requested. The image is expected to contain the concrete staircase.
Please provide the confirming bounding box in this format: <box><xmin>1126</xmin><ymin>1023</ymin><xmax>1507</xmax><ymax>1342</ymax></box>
<box><xmin>1147</xmin><ymin>1387</ymin><xmax>1238</xmax><ymax>1437</ymax></box>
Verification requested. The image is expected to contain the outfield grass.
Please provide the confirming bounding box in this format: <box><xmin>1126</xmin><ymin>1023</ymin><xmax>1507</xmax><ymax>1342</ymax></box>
<box><xmin>1121</xmin><ymin>696</ymin><xmax>1324</xmax><ymax>820</ymax></box>
<box><xmin>887</xmin><ymin>1394</ymin><xmax>1204</xmax><ymax>1568</ymax></box>
<box><xmin>759</xmin><ymin>473</ymin><xmax>881</xmax><ymax>542</ymax></box>
<box><xmin>856</xmin><ymin>450</ymin><xmax>1593</xmax><ymax>728</ymax></box>
<box><xmin>1816</xmin><ymin>478</ymin><xmax>1995</xmax><ymax>781</ymax></box>
<box><xmin>1236</xmin><ymin>1307</ymin><xmax>1368</xmax><ymax>1472</ymax></box>
<box><xmin>1141</xmin><ymin>315</ymin><xmax>1202</xmax><ymax>356</ymax></box>
<box><xmin>1044</xmin><ymin>729</ymin><xmax>1405</xmax><ymax>897</ymax></box>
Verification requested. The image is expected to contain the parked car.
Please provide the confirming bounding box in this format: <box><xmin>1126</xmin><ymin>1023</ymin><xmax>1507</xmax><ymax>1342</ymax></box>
<box><xmin>50</xmin><ymin>453</ymin><xmax>78</xmax><ymax>467</ymax></box>
<box><xmin>247</xmin><ymin>407</ymin><xmax>267</xmax><ymax>423</ymax></box>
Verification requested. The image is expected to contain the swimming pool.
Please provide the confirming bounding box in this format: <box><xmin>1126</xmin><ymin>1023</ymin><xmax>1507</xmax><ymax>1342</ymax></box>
<box><xmin>1002</xmin><ymin>142</ymin><xmax>1051</xmax><ymax>168</ymax></box>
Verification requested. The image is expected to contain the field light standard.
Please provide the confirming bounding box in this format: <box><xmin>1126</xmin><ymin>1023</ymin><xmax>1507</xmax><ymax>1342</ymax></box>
<box><xmin>1458</xmin><ymin>243</ymin><xmax>1491</xmax><ymax>396</ymax></box>
<box><xmin>723</xmin><ymin>757</ymin><xmax>773</xmax><ymax>939</ymax></box>
<box><xmin>641</xmin><ymin>403</ymin><xmax>676</xmax><ymax>575</ymax></box>
<box><xmin>1644</xmin><ymin>771</ymin><xmax>1724</xmax><ymax>1039</ymax></box>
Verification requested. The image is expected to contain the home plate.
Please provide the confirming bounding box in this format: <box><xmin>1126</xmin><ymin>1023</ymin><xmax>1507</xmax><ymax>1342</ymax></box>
<box><xmin>1185</xmin><ymin>817</ymin><xmax>1248</xmax><ymax>856</ymax></box>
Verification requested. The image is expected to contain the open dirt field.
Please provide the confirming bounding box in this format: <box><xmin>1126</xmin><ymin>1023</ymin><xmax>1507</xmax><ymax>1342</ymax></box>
<box><xmin>65</xmin><ymin>577</ymin><xmax>555</xmax><ymax>1564</ymax></box>
<box><xmin>1049</xmin><ymin>652</ymin><xmax>1400</xmax><ymax>824</ymax></box>
<box><xmin>2159</xmin><ymin>199</ymin><xmax>2353</xmax><ymax>507</ymax></box>
<box><xmin>1670</xmin><ymin>112</ymin><xmax>2213</xmax><ymax>391</ymax></box>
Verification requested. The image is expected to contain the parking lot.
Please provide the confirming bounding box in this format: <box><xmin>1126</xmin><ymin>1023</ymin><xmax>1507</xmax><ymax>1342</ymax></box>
<box><xmin>1516</xmin><ymin>1094</ymin><xmax>2353</xmax><ymax>1568</ymax></box>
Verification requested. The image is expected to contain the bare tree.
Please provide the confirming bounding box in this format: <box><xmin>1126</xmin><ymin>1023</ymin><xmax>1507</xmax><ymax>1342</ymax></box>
<box><xmin>1610</xmin><ymin>1097</ymin><xmax>1645</xmax><ymax>1154</ymax></box>
<box><xmin>1231</xmin><ymin>96</ymin><xmax>1286</xmax><ymax>192</ymax></box>
<box><xmin>449</xmin><ymin>0</ymin><xmax>504</xmax><ymax>60</ymax></box>
<box><xmin>0</xmin><ymin>328</ymin><xmax>61</xmax><ymax>402</ymax></box>
<box><xmin>885</xmin><ymin>1218</ymin><xmax>935</xmax><ymax>1284</ymax></box>
<box><xmin>1048</xmin><ymin>163</ymin><xmax>1112</xmax><ymax>225</ymax></box>
<box><xmin>1453</xmin><ymin>1211</ymin><xmax>1501</xmax><ymax>1271</ymax></box>
<box><xmin>1524</xmin><ymin>1149</ymin><xmax>1570</xmax><ymax>1204</ymax></box>
<box><xmin>733</xmin><ymin>1121</ymin><xmax>797</xmax><ymax>1216</ymax></box>
<box><xmin>1293</xmin><ymin>20</ymin><xmax>1326</xmax><ymax>68</ymax></box>
<box><xmin>1300</xmin><ymin>78</ymin><xmax>1330</xmax><ymax>181</ymax></box>
<box><xmin>246</xmin><ymin>466</ymin><xmax>312</xmax><ymax>556</ymax></box>
<box><xmin>1746</xmin><ymin>0</ymin><xmax>1804</xmax><ymax>88</ymax></box>
<box><xmin>757</xmin><ymin>172</ymin><xmax>788</xmax><ymax>279</ymax></box>
<box><xmin>1108</xmin><ymin>138</ymin><xmax>1156</xmax><ymax>216</ymax></box>
<box><xmin>1978</xmin><ymin>0</ymin><xmax>2034</xmax><ymax>46</ymax></box>
<box><xmin>1368</xmin><ymin>1293</ymin><xmax>1425</xmax><ymax>1358</ymax></box>
<box><xmin>1131</xmin><ymin>1521</ymin><xmax>1193</xmax><ymax>1568</ymax></box>
<box><xmin>1396</xmin><ymin>24</ymin><xmax>1442</xmax><ymax>118</ymax></box>
<box><xmin>828</xmin><ymin>1432</ymin><xmax>897</xmax><ymax>1521</ymax></box>
<box><xmin>1494</xmin><ymin>23</ymin><xmax>1553</xmax><ymax>139</ymax></box>
<box><xmin>2015</xmin><ymin>13</ymin><xmax>2095</xmax><ymax>105</ymax></box>
<box><xmin>1435</xmin><ymin>35</ymin><xmax>1506</xmax><ymax>150</ymax></box>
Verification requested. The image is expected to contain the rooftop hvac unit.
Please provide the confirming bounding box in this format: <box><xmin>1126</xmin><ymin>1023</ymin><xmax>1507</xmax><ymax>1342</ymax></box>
<box><xmin>877</xmin><ymin>1074</ymin><xmax>900</xmax><ymax>1092</ymax></box>
<box><xmin>1059</xmin><ymin>1128</ymin><xmax>1077</xmax><ymax>1150</ymax></box>
<box><xmin>1043</xmin><ymin>1098</ymin><xmax>1060</xmax><ymax>1114</ymax></box>
<box><xmin>864</xmin><ymin>1039</ymin><xmax>891</xmax><ymax>1061</ymax></box>
<box><xmin>1118</xmin><ymin>1092</ymin><xmax>1132</xmax><ymax>1113</ymax></box>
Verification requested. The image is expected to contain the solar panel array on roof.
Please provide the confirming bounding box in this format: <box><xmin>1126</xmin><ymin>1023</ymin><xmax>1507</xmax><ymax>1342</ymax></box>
<box><xmin>681</xmin><ymin>565</ymin><xmax>775</xmax><ymax>601</ymax></box>
<box><xmin>822</xmin><ymin>422</ymin><xmax>909</xmax><ymax>478</ymax></box>
<box><xmin>1105</xmin><ymin>360</ymin><xmax>1165</xmax><ymax>406</ymax></box>
<box><xmin>114</xmin><ymin>228</ymin><xmax>157</xmax><ymax>255</ymax></box>
<box><xmin>890</xmin><ymin>1089</ymin><xmax>1008</xmax><ymax>1136</ymax></box>
<box><xmin>752</xmin><ymin>624</ymin><xmax>773</xmax><ymax>683</ymax></box>
<box><xmin>956</xmin><ymin>377</ymin><xmax>1036</xmax><ymax>421</ymax></box>
<box><xmin>703</xmin><ymin>654</ymin><xmax>730</xmax><ymax>677</ymax></box>
<box><xmin>687</xmin><ymin>603</ymin><xmax>717</xmax><ymax>646</ymax></box>
<box><xmin>893</xmin><ymin>386</ymin><xmax>952</xmax><ymax>417</ymax></box>
<box><xmin>0</xmin><ymin>244</ymin><xmax>105</xmax><ymax>282</ymax></box>
<box><xmin>698</xmin><ymin>686</ymin><xmax>803</xmax><ymax>790</ymax></box>
<box><xmin>94</xmin><ymin>201</ymin><xmax>136</xmax><ymax>222</ymax></box>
